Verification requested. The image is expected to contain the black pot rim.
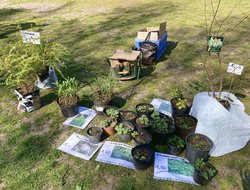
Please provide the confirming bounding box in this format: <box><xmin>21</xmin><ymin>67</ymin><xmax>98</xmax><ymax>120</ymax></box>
<box><xmin>133</xmin><ymin>131</ymin><xmax>152</xmax><ymax>144</ymax></box>
<box><xmin>194</xmin><ymin>162</ymin><xmax>218</xmax><ymax>184</ymax></box>
<box><xmin>134</xmin><ymin>116</ymin><xmax>152</xmax><ymax>128</ymax></box>
<box><xmin>186</xmin><ymin>133</ymin><xmax>213</xmax><ymax>151</ymax></box>
<box><xmin>120</xmin><ymin>110</ymin><xmax>137</xmax><ymax>120</ymax></box>
<box><xmin>87</xmin><ymin>126</ymin><xmax>103</xmax><ymax>136</ymax></box>
<box><xmin>103</xmin><ymin>105</ymin><xmax>119</xmax><ymax>116</ymax></box>
<box><xmin>131</xmin><ymin>145</ymin><xmax>154</xmax><ymax>162</ymax></box>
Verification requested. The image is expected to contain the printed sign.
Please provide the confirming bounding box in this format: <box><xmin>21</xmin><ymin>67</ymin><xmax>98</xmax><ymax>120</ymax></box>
<box><xmin>227</xmin><ymin>63</ymin><xmax>244</xmax><ymax>75</ymax></box>
<box><xmin>20</xmin><ymin>30</ymin><xmax>40</xmax><ymax>44</ymax></box>
<box><xmin>57</xmin><ymin>133</ymin><xmax>103</xmax><ymax>160</ymax></box>
<box><xmin>96</xmin><ymin>141</ymin><xmax>135</xmax><ymax>169</ymax></box>
<box><xmin>63</xmin><ymin>106</ymin><xmax>97</xmax><ymax>129</ymax></box>
<box><xmin>151</xmin><ymin>98</ymin><xmax>172</xmax><ymax>117</ymax></box>
<box><xmin>154</xmin><ymin>152</ymin><xmax>197</xmax><ymax>185</ymax></box>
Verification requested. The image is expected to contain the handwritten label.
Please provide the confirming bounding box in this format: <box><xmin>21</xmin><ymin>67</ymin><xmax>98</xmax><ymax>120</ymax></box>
<box><xmin>227</xmin><ymin>63</ymin><xmax>244</xmax><ymax>75</ymax></box>
<box><xmin>20</xmin><ymin>30</ymin><xmax>40</xmax><ymax>44</ymax></box>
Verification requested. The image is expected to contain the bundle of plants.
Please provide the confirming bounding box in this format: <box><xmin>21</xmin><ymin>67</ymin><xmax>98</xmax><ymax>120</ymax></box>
<box><xmin>134</xmin><ymin>114</ymin><xmax>152</xmax><ymax>130</ymax></box>
<box><xmin>119</xmin><ymin>110</ymin><xmax>137</xmax><ymax>123</ymax></box>
<box><xmin>91</xmin><ymin>73</ymin><xmax>117</xmax><ymax>112</ymax></box>
<box><xmin>185</xmin><ymin>133</ymin><xmax>213</xmax><ymax>164</ymax></box>
<box><xmin>169</xmin><ymin>85</ymin><xmax>191</xmax><ymax>116</ymax></box>
<box><xmin>87</xmin><ymin>126</ymin><xmax>103</xmax><ymax>144</ymax></box>
<box><xmin>135</xmin><ymin>103</ymin><xmax>154</xmax><ymax>116</ymax></box>
<box><xmin>56</xmin><ymin>77</ymin><xmax>79</xmax><ymax>117</ymax></box>
<box><xmin>131</xmin><ymin>145</ymin><xmax>154</xmax><ymax>170</ymax></box>
<box><xmin>174</xmin><ymin>115</ymin><xmax>198</xmax><ymax>139</ymax></box>
<box><xmin>103</xmin><ymin>106</ymin><xmax>120</xmax><ymax>120</ymax></box>
<box><xmin>101</xmin><ymin>118</ymin><xmax>117</xmax><ymax>136</ymax></box>
<box><xmin>167</xmin><ymin>135</ymin><xmax>185</xmax><ymax>156</ymax></box>
<box><xmin>150</xmin><ymin>110</ymin><xmax>175</xmax><ymax>144</ymax></box>
<box><xmin>0</xmin><ymin>37</ymin><xmax>69</xmax><ymax>112</ymax></box>
<box><xmin>131</xmin><ymin>131</ymin><xmax>152</xmax><ymax>146</ymax></box>
<box><xmin>193</xmin><ymin>158</ymin><xmax>218</xmax><ymax>185</ymax></box>
<box><xmin>115</xmin><ymin>121</ymin><xmax>134</xmax><ymax>143</ymax></box>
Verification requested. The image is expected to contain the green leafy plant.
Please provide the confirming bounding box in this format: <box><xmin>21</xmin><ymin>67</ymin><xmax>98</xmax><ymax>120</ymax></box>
<box><xmin>138</xmin><ymin>115</ymin><xmax>150</xmax><ymax>125</ymax></box>
<box><xmin>56</xmin><ymin>77</ymin><xmax>78</xmax><ymax>105</ymax></box>
<box><xmin>195</xmin><ymin>159</ymin><xmax>217</xmax><ymax>180</ymax></box>
<box><xmin>115</xmin><ymin>123</ymin><xmax>133</xmax><ymax>135</ymax></box>
<box><xmin>101</xmin><ymin>119</ymin><xmax>112</xmax><ymax>128</ymax></box>
<box><xmin>176</xmin><ymin>98</ymin><xmax>188</xmax><ymax>109</ymax></box>
<box><xmin>169</xmin><ymin>84</ymin><xmax>184</xmax><ymax>99</ymax></box>
<box><xmin>92</xmin><ymin>72</ymin><xmax>117</xmax><ymax>103</ymax></box>
<box><xmin>106</xmin><ymin>108</ymin><xmax>119</xmax><ymax>119</ymax></box>
<box><xmin>168</xmin><ymin>135</ymin><xmax>185</xmax><ymax>148</ymax></box>
<box><xmin>136</xmin><ymin>105</ymin><xmax>154</xmax><ymax>112</ymax></box>
<box><xmin>131</xmin><ymin>131</ymin><xmax>139</xmax><ymax>138</ymax></box>
<box><xmin>0</xmin><ymin>36</ymin><xmax>69</xmax><ymax>93</ymax></box>
<box><xmin>151</xmin><ymin>110</ymin><xmax>170</xmax><ymax>133</ymax></box>
<box><xmin>188</xmin><ymin>134</ymin><xmax>211</xmax><ymax>150</ymax></box>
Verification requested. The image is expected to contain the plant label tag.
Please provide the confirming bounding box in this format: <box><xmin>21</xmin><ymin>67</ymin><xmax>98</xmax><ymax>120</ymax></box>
<box><xmin>227</xmin><ymin>63</ymin><xmax>244</xmax><ymax>75</ymax></box>
<box><xmin>20</xmin><ymin>30</ymin><xmax>40</xmax><ymax>44</ymax></box>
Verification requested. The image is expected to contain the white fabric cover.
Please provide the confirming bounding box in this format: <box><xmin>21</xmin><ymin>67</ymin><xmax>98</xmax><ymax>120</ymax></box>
<box><xmin>190</xmin><ymin>92</ymin><xmax>250</xmax><ymax>157</ymax></box>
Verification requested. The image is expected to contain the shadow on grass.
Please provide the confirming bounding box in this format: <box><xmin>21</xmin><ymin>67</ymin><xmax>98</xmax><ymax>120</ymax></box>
<box><xmin>241</xmin><ymin>169</ymin><xmax>250</xmax><ymax>190</ymax></box>
<box><xmin>41</xmin><ymin>91</ymin><xmax>57</xmax><ymax>106</ymax></box>
<box><xmin>0</xmin><ymin>8</ymin><xmax>23</xmax><ymax>21</ymax></box>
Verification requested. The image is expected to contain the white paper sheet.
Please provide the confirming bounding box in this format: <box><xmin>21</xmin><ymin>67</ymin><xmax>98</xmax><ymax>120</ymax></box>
<box><xmin>57</xmin><ymin>133</ymin><xmax>103</xmax><ymax>160</ymax></box>
<box><xmin>151</xmin><ymin>98</ymin><xmax>172</xmax><ymax>117</ymax></box>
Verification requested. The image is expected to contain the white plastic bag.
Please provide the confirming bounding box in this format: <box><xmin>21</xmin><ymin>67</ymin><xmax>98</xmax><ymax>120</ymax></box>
<box><xmin>190</xmin><ymin>92</ymin><xmax>250</xmax><ymax>157</ymax></box>
<box><xmin>36</xmin><ymin>67</ymin><xmax>58</xmax><ymax>89</ymax></box>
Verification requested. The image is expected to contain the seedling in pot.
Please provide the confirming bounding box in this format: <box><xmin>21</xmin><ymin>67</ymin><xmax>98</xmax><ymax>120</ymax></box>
<box><xmin>188</xmin><ymin>134</ymin><xmax>212</xmax><ymax>150</ymax></box>
<box><xmin>139</xmin><ymin>115</ymin><xmax>150</xmax><ymax>125</ymax></box>
<box><xmin>106</xmin><ymin>108</ymin><xmax>119</xmax><ymax>119</ymax></box>
<box><xmin>168</xmin><ymin>135</ymin><xmax>185</xmax><ymax>148</ymax></box>
<box><xmin>176</xmin><ymin>98</ymin><xmax>188</xmax><ymax>109</ymax></box>
<box><xmin>131</xmin><ymin>131</ymin><xmax>152</xmax><ymax>145</ymax></box>
<box><xmin>115</xmin><ymin>123</ymin><xmax>133</xmax><ymax>135</ymax></box>
<box><xmin>137</xmin><ymin>105</ymin><xmax>154</xmax><ymax>113</ymax></box>
<box><xmin>151</xmin><ymin>110</ymin><xmax>172</xmax><ymax>133</ymax></box>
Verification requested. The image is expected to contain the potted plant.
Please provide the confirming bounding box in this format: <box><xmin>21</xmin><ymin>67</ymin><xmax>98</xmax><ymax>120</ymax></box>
<box><xmin>174</xmin><ymin>115</ymin><xmax>198</xmax><ymax>139</ymax></box>
<box><xmin>0</xmin><ymin>37</ymin><xmax>69</xmax><ymax>112</ymax></box>
<box><xmin>87</xmin><ymin>126</ymin><xmax>103</xmax><ymax>144</ymax></box>
<box><xmin>100</xmin><ymin>118</ymin><xmax>117</xmax><ymax>136</ymax></box>
<box><xmin>169</xmin><ymin>85</ymin><xmax>191</xmax><ymax>116</ymax></box>
<box><xmin>119</xmin><ymin>110</ymin><xmax>137</xmax><ymax>123</ymax></box>
<box><xmin>91</xmin><ymin>73</ymin><xmax>117</xmax><ymax>112</ymax></box>
<box><xmin>115</xmin><ymin>121</ymin><xmax>134</xmax><ymax>143</ymax></box>
<box><xmin>103</xmin><ymin>106</ymin><xmax>120</xmax><ymax>120</ymax></box>
<box><xmin>134</xmin><ymin>114</ymin><xmax>152</xmax><ymax>131</ymax></box>
<box><xmin>135</xmin><ymin>103</ymin><xmax>154</xmax><ymax>116</ymax></box>
<box><xmin>131</xmin><ymin>145</ymin><xmax>154</xmax><ymax>170</ymax></box>
<box><xmin>131</xmin><ymin>130</ymin><xmax>152</xmax><ymax>146</ymax></box>
<box><xmin>150</xmin><ymin>110</ymin><xmax>175</xmax><ymax>145</ymax></box>
<box><xmin>193</xmin><ymin>158</ymin><xmax>218</xmax><ymax>185</ymax></box>
<box><xmin>56</xmin><ymin>77</ymin><xmax>79</xmax><ymax>117</ymax></box>
<box><xmin>185</xmin><ymin>133</ymin><xmax>213</xmax><ymax>164</ymax></box>
<box><xmin>167</xmin><ymin>135</ymin><xmax>185</xmax><ymax>156</ymax></box>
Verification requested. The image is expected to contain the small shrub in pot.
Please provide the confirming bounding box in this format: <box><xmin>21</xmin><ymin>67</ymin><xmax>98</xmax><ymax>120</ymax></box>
<box><xmin>174</xmin><ymin>115</ymin><xmax>197</xmax><ymax>139</ymax></box>
<box><xmin>115</xmin><ymin>122</ymin><xmax>134</xmax><ymax>143</ymax></box>
<box><xmin>167</xmin><ymin>135</ymin><xmax>185</xmax><ymax>156</ymax></box>
<box><xmin>135</xmin><ymin>114</ymin><xmax>152</xmax><ymax>131</ymax></box>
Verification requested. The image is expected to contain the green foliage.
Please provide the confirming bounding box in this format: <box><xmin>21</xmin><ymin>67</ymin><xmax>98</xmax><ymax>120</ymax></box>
<box><xmin>168</xmin><ymin>135</ymin><xmax>185</xmax><ymax>148</ymax></box>
<box><xmin>176</xmin><ymin>98</ymin><xmax>188</xmax><ymax>109</ymax></box>
<box><xmin>92</xmin><ymin>72</ymin><xmax>117</xmax><ymax>102</ymax></box>
<box><xmin>189</xmin><ymin>134</ymin><xmax>210</xmax><ymax>149</ymax></box>
<box><xmin>131</xmin><ymin>131</ymin><xmax>139</xmax><ymax>138</ymax></box>
<box><xmin>100</xmin><ymin>119</ymin><xmax>112</xmax><ymax>128</ymax></box>
<box><xmin>56</xmin><ymin>77</ymin><xmax>78</xmax><ymax>105</ymax></box>
<box><xmin>136</xmin><ymin>105</ymin><xmax>154</xmax><ymax>112</ymax></box>
<box><xmin>0</xmin><ymin>37</ymin><xmax>69</xmax><ymax>88</ymax></box>
<box><xmin>195</xmin><ymin>159</ymin><xmax>217</xmax><ymax>180</ymax></box>
<box><xmin>106</xmin><ymin>108</ymin><xmax>119</xmax><ymax>119</ymax></box>
<box><xmin>115</xmin><ymin>123</ymin><xmax>133</xmax><ymax>135</ymax></box>
<box><xmin>169</xmin><ymin>84</ymin><xmax>184</xmax><ymax>99</ymax></box>
<box><xmin>151</xmin><ymin>110</ymin><xmax>170</xmax><ymax>132</ymax></box>
<box><xmin>138</xmin><ymin>114</ymin><xmax>150</xmax><ymax>125</ymax></box>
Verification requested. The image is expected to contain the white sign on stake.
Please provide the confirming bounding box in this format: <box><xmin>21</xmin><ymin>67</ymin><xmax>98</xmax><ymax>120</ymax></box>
<box><xmin>20</xmin><ymin>30</ymin><xmax>40</xmax><ymax>44</ymax></box>
<box><xmin>227</xmin><ymin>63</ymin><xmax>244</xmax><ymax>75</ymax></box>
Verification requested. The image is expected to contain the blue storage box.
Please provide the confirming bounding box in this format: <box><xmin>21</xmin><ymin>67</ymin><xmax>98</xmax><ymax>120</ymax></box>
<box><xmin>134</xmin><ymin>32</ymin><xmax>167</xmax><ymax>60</ymax></box>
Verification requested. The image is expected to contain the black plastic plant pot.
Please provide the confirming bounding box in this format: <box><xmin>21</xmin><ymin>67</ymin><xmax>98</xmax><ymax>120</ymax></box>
<box><xmin>87</xmin><ymin>126</ymin><xmax>103</xmax><ymax>144</ymax></box>
<box><xmin>103</xmin><ymin>106</ymin><xmax>119</xmax><ymax>118</ymax></box>
<box><xmin>193</xmin><ymin>163</ymin><xmax>218</xmax><ymax>185</ymax></box>
<box><xmin>151</xmin><ymin>125</ymin><xmax>175</xmax><ymax>145</ymax></box>
<box><xmin>57</xmin><ymin>99</ymin><xmax>78</xmax><ymax>117</ymax></box>
<box><xmin>167</xmin><ymin>143</ymin><xmax>184</xmax><ymax>156</ymax></box>
<box><xmin>133</xmin><ymin>131</ymin><xmax>152</xmax><ymax>147</ymax></box>
<box><xmin>170</xmin><ymin>98</ymin><xmax>191</xmax><ymax>117</ymax></box>
<box><xmin>93</xmin><ymin>98</ymin><xmax>109</xmax><ymax>112</ymax></box>
<box><xmin>135</xmin><ymin>103</ymin><xmax>154</xmax><ymax>117</ymax></box>
<box><xmin>131</xmin><ymin>145</ymin><xmax>154</xmax><ymax>170</ymax></box>
<box><xmin>185</xmin><ymin>133</ymin><xmax>213</xmax><ymax>164</ymax></box>
<box><xmin>119</xmin><ymin>110</ymin><xmax>137</xmax><ymax>123</ymax></box>
<box><xmin>174</xmin><ymin>115</ymin><xmax>198</xmax><ymax>139</ymax></box>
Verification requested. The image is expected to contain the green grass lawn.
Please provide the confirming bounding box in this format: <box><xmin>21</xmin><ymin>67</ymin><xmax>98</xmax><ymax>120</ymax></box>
<box><xmin>0</xmin><ymin>0</ymin><xmax>250</xmax><ymax>189</ymax></box>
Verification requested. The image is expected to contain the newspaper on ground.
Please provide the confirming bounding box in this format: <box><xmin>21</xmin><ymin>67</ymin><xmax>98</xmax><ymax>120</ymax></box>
<box><xmin>154</xmin><ymin>152</ymin><xmax>197</xmax><ymax>185</ymax></box>
<box><xmin>96</xmin><ymin>141</ymin><xmax>135</xmax><ymax>169</ymax></box>
<box><xmin>151</xmin><ymin>98</ymin><xmax>172</xmax><ymax>117</ymax></box>
<box><xmin>63</xmin><ymin>106</ymin><xmax>97</xmax><ymax>129</ymax></box>
<box><xmin>57</xmin><ymin>133</ymin><xmax>103</xmax><ymax>160</ymax></box>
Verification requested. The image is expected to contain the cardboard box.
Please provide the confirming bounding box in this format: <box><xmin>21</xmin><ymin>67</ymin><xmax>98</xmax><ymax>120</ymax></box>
<box><xmin>137</xmin><ymin>22</ymin><xmax>166</xmax><ymax>41</ymax></box>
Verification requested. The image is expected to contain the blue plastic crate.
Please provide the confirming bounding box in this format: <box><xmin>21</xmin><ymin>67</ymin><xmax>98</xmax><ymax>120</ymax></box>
<box><xmin>134</xmin><ymin>32</ymin><xmax>167</xmax><ymax>60</ymax></box>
